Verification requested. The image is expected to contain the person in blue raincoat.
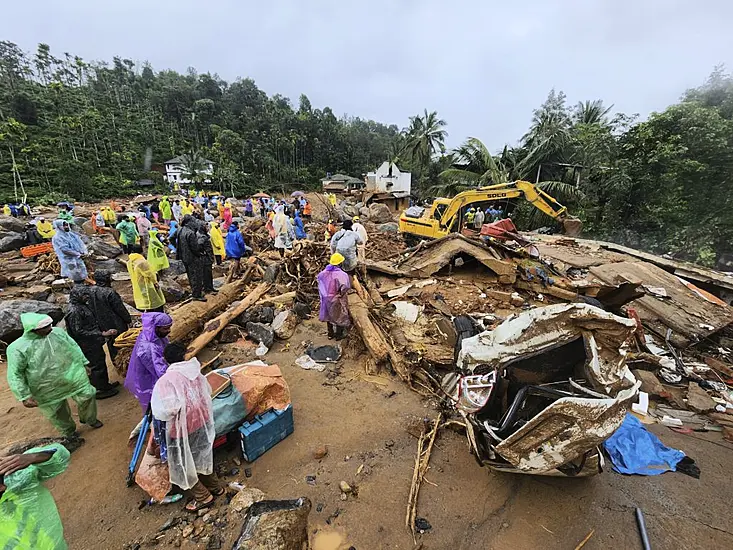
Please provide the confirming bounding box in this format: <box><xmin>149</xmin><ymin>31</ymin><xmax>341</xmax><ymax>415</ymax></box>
<box><xmin>293</xmin><ymin>210</ymin><xmax>307</xmax><ymax>240</ymax></box>
<box><xmin>167</xmin><ymin>220</ymin><xmax>179</xmax><ymax>253</ymax></box>
<box><xmin>51</xmin><ymin>219</ymin><xmax>88</xmax><ymax>282</ymax></box>
<box><xmin>225</xmin><ymin>222</ymin><xmax>247</xmax><ymax>279</ymax></box>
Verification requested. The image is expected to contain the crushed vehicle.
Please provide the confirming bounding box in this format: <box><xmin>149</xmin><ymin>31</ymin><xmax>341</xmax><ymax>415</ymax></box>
<box><xmin>443</xmin><ymin>303</ymin><xmax>641</xmax><ymax>477</ymax></box>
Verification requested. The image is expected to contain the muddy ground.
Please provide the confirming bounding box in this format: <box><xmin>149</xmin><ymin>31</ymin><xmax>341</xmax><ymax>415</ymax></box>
<box><xmin>2</xmin><ymin>317</ymin><xmax>733</xmax><ymax>549</ymax></box>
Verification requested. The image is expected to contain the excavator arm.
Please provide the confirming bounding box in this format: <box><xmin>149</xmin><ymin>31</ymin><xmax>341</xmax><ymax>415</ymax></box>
<box><xmin>438</xmin><ymin>180</ymin><xmax>582</xmax><ymax>236</ymax></box>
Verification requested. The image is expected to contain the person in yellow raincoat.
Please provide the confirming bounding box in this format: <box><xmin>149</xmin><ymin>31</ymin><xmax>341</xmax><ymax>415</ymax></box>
<box><xmin>181</xmin><ymin>200</ymin><xmax>194</xmax><ymax>216</ymax></box>
<box><xmin>0</xmin><ymin>443</ymin><xmax>72</xmax><ymax>550</ymax></box>
<box><xmin>147</xmin><ymin>229</ymin><xmax>170</xmax><ymax>274</ymax></box>
<box><xmin>36</xmin><ymin>217</ymin><xmax>55</xmax><ymax>240</ymax></box>
<box><xmin>159</xmin><ymin>197</ymin><xmax>172</xmax><ymax>222</ymax></box>
<box><xmin>209</xmin><ymin>221</ymin><xmax>225</xmax><ymax>265</ymax></box>
<box><xmin>102</xmin><ymin>206</ymin><xmax>117</xmax><ymax>225</ymax></box>
<box><xmin>127</xmin><ymin>253</ymin><xmax>166</xmax><ymax>312</ymax></box>
<box><xmin>2</xmin><ymin>204</ymin><xmax>11</xmax><ymax>216</ymax></box>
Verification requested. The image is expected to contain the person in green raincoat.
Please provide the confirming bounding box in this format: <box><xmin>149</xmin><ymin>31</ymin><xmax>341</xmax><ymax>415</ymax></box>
<box><xmin>147</xmin><ymin>229</ymin><xmax>170</xmax><ymax>274</ymax></box>
<box><xmin>115</xmin><ymin>215</ymin><xmax>139</xmax><ymax>254</ymax></box>
<box><xmin>159</xmin><ymin>196</ymin><xmax>172</xmax><ymax>222</ymax></box>
<box><xmin>6</xmin><ymin>313</ymin><xmax>102</xmax><ymax>436</ymax></box>
<box><xmin>0</xmin><ymin>444</ymin><xmax>71</xmax><ymax>549</ymax></box>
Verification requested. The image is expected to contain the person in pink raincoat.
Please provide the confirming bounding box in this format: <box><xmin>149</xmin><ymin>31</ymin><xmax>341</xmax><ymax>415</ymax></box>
<box><xmin>316</xmin><ymin>253</ymin><xmax>351</xmax><ymax>339</ymax></box>
<box><xmin>124</xmin><ymin>312</ymin><xmax>173</xmax><ymax>411</ymax></box>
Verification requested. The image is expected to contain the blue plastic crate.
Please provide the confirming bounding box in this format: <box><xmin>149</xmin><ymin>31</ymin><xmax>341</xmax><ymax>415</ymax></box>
<box><xmin>238</xmin><ymin>405</ymin><xmax>293</xmax><ymax>462</ymax></box>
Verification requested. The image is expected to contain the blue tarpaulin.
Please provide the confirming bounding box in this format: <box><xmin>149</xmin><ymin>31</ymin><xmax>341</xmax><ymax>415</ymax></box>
<box><xmin>603</xmin><ymin>413</ymin><xmax>686</xmax><ymax>475</ymax></box>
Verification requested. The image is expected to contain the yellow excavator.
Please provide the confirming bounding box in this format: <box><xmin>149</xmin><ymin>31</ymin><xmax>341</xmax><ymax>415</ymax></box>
<box><xmin>398</xmin><ymin>180</ymin><xmax>582</xmax><ymax>240</ymax></box>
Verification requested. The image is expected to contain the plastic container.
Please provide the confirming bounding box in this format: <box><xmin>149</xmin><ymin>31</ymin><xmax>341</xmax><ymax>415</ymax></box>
<box><xmin>239</xmin><ymin>405</ymin><xmax>293</xmax><ymax>462</ymax></box>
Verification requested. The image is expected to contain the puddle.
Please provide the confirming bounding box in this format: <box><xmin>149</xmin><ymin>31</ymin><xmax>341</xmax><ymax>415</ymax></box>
<box><xmin>312</xmin><ymin>529</ymin><xmax>346</xmax><ymax>550</ymax></box>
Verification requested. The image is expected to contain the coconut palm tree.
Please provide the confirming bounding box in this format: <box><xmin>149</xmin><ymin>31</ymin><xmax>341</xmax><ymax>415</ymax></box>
<box><xmin>403</xmin><ymin>109</ymin><xmax>447</xmax><ymax>171</ymax></box>
<box><xmin>437</xmin><ymin>137</ymin><xmax>510</xmax><ymax>188</ymax></box>
<box><xmin>180</xmin><ymin>149</ymin><xmax>208</xmax><ymax>184</ymax></box>
<box><xmin>574</xmin><ymin>100</ymin><xmax>613</xmax><ymax>125</ymax></box>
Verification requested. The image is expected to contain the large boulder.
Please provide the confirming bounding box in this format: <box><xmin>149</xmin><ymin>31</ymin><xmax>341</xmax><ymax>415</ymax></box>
<box><xmin>238</xmin><ymin>305</ymin><xmax>275</xmax><ymax>326</ymax></box>
<box><xmin>377</xmin><ymin>222</ymin><xmax>399</xmax><ymax>233</ymax></box>
<box><xmin>0</xmin><ymin>233</ymin><xmax>26</xmax><ymax>252</ymax></box>
<box><xmin>165</xmin><ymin>259</ymin><xmax>187</xmax><ymax>276</ymax></box>
<box><xmin>159</xmin><ymin>278</ymin><xmax>186</xmax><ymax>303</ymax></box>
<box><xmin>81</xmin><ymin>221</ymin><xmax>95</xmax><ymax>236</ymax></box>
<box><xmin>368</xmin><ymin>202</ymin><xmax>394</xmax><ymax>223</ymax></box>
<box><xmin>88</xmin><ymin>239</ymin><xmax>122</xmax><ymax>258</ymax></box>
<box><xmin>92</xmin><ymin>259</ymin><xmax>126</xmax><ymax>274</ymax></box>
<box><xmin>245</xmin><ymin>322</ymin><xmax>275</xmax><ymax>348</ymax></box>
<box><xmin>0</xmin><ymin>216</ymin><xmax>26</xmax><ymax>233</ymax></box>
<box><xmin>232</xmin><ymin>498</ymin><xmax>311</xmax><ymax>549</ymax></box>
<box><xmin>73</xmin><ymin>216</ymin><xmax>88</xmax><ymax>228</ymax></box>
<box><xmin>342</xmin><ymin>204</ymin><xmax>360</xmax><ymax>219</ymax></box>
<box><xmin>0</xmin><ymin>300</ymin><xmax>64</xmax><ymax>343</ymax></box>
<box><xmin>358</xmin><ymin>207</ymin><xmax>370</xmax><ymax>220</ymax></box>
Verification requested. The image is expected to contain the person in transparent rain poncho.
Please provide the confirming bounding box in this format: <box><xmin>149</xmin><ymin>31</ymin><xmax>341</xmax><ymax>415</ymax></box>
<box><xmin>51</xmin><ymin>219</ymin><xmax>88</xmax><ymax>283</ymax></box>
<box><xmin>317</xmin><ymin>253</ymin><xmax>352</xmax><ymax>339</ymax></box>
<box><xmin>150</xmin><ymin>343</ymin><xmax>223</xmax><ymax>513</ymax></box>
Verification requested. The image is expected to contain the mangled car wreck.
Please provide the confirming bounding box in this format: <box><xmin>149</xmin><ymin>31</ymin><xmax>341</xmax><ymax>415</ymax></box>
<box><xmin>443</xmin><ymin>303</ymin><xmax>641</xmax><ymax>476</ymax></box>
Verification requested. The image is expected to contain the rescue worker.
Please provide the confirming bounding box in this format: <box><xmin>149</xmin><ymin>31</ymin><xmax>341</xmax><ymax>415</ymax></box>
<box><xmin>2</xmin><ymin>203</ymin><xmax>10</xmax><ymax>216</ymax></box>
<box><xmin>273</xmin><ymin>205</ymin><xmax>294</xmax><ymax>258</ymax></box>
<box><xmin>172</xmin><ymin>200</ymin><xmax>183</xmax><ymax>222</ymax></box>
<box><xmin>128</xmin><ymin>253</ymin><xmax>166</xmax><ymax>312</ymax></box>
<box><xmin>36</xmin><ymin>217</ymin><xmax>55</xmax><ymax>241</ymax></box>
<box><xmin>222</xmin><ymin>202</ymin><xmax>233</xmax><ymax>231</ymax></box>
<box><xmin>473</xmin><ymin>207</ymin><xmax>485</xmax><ymax>229</ymax></box>
<box><xmin>303</xmin><ymin>199</ymin><xmax>312</xmax><ymax>220</ymax></box>
<box><xmin>147</xmin><ymin>229</ymin><xmax>170</xmax><ymax>274</ymax></box>
<box><xmin>177</xmin><ymin>215</ymin><xmax>206</xmax><ymax>301</ymax></box>
<box><xmin>65</xmin><ymin>286</ymin><xmax>119</xmax><ymax>398</ymax></box>
<box><xmin>159</xmin><ymin>196</ymin><xmax>172</xmax><ymax>222</ymax></box>
<box><xmin>225</xmin><ymin>221</ymin><xmax>247</xmax><ymax>279</ymax></box>
<box><xmin>210</xmin><ymin>221</ymin><xmax>225</xmax><ymax>265</ymax></box>
<box><xmin>124</xmin><ymin>312</ymin><xmax>173</xmax><ymax>411</ymax></box>
<box><xmin>197</xmin><ymin>221</ymin><xmax>217</xmax><ymax>294</ymax></box>
<box><xmin>102</xmin><ymin>206</ymin><xmax>117</xmax><ymax>226</ymax></box>
<box><xmin>352</xmin><ymin>216</ymin><xmax>368</xmax><ymax>266</ymax></box>
<box><xmin>136</xmin><ymin>211</ymin><xmax>152</xmax><ymax>253</ymax></box>
<box><xmin>151</xmin><ymin>343</ymin><xmax>222</xmax><ymax>513</ymax></box>
<box><xmin>293</xmin><ymin>210</ymin><xmax>306</xmax><ymax>240</ymax></box>
<box><xmin>89</xmin><ymin>269</ymin><xmax>131</xmax><ymax>362</ymax></box>
<box><xmin>317</xmin><ymin>253</ymin><xmax>351</xmax><ymax>339</ymax></box>
<box><xmin>0</xmin><ymin>443</ymin><xmax>71</xmax><ymax>549</ymax></box>
<box><xmin>51</xmin><ymin>219</ymin><xmax>88</xmax><ymax>283</ymax></box>
<box><xmin>7</xmin><ymin>313</ymin><xmax>103</xmax><ymax>436</ymax></box>
<box><xmin>329</xmin><ymin>219</ymin><xmax>363</xmax><ymax>272</ymax></box>
<box><xmin>116</xmin><ymin>215</ymin><xmax>139</xmax><ymax>254</ymax></box>
<box><xmin>465</xmin><ymin>207</ymin><xmax>476</xmax><ymax>227</ymax></box>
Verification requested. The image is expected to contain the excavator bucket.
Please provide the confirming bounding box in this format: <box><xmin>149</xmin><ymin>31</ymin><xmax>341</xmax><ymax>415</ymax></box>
<box><xmin>561</xmin><ymin>216</ymin><xmax>583</xmax><ymax>236</ymax></box>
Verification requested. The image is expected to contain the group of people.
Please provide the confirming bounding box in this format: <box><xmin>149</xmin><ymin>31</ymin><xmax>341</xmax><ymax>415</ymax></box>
<box><xmin>465</xmin><ymin>204</ymin><xmax>505</xmax><ymax>229</ymax></box>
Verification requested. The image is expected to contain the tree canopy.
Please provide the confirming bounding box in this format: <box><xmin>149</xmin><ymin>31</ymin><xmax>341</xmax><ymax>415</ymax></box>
<box><xmin>1</xmin><ymin>41</ymin><xmax>732</xmax><ymax>267</ymax></box>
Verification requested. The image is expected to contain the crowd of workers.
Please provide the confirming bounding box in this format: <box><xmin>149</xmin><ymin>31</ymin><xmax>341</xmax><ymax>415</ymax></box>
<box><xmin>1</xmin><ymin>188</ymin><xmax>376</xmax><ymax>546</ymax></box>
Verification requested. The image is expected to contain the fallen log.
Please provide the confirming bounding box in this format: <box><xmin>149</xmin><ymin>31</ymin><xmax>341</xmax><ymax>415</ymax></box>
<box><xmin>515</xmin><ymin>280</ymin><xmax>579</xmax><ymax>302</ymax></box>
<box><xmin>185</xmin><ymin>282</ymin><xmax>271</xmax><ymax>359</ymax></box>
<box><xmin>347</xmin><ymin>291</ymin><xmax>390</xmax><ymax>369</ymax></box>
<box><xmin>258</xmin><ymin>291</ymin><xmax>297</xmax><ymax>305</ymax></box>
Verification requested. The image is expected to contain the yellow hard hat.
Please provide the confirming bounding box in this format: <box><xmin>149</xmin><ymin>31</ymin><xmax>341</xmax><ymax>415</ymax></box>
<box><xmin>330</xmin><ymin>252</ymin><xmax>345</xmax><ymax>266</ymax></box>
<box><xmin>353</xmin><ymin>216</ymin><xmax>360</xmax><ymax>221</ymax></box>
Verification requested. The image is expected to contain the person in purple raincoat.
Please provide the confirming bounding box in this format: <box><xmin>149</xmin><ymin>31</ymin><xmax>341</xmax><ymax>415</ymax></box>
<box><xmin>124</xmin><ymin>312</ymin><xmax>173</xmax><ymax>410</ymax></box>
<box><xmin>316</xmin><ymin>253</ymin><xmax>351</xmax><ymax>339</ymax></box>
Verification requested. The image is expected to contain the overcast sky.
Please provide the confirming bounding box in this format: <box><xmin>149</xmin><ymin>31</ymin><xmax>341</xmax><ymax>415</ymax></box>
<box><xmin>4</xmin><ymin>0</ymin><xmax>732</xmax><ymax>148</ymax></box>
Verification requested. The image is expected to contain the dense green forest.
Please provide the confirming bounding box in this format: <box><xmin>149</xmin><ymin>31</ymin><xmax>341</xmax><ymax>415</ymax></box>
<box><xmin>1</xmin><ymin>41</ymin><xmax>732</xmax><ymax>266</ymax></box>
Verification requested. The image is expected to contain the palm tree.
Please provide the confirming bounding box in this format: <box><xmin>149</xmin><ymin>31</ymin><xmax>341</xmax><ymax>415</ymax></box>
<box><xmin>438</xmin><ymin>137</ymin><xmax>510</xmax><ymax>188</ymax></box>
<box><xmin>403</xmin><ymin>109</ymin><xmax>447</xmax><ymax>170</ymax></box>
<box><xmin>180</xmin><ymin>149</ymin><xmax>208</xmax><ymax>184</ymax></box>
<box><xmin>574</xmin><ymin>100</ymin><xmax>613</xmax><ymax>125</ymax></box>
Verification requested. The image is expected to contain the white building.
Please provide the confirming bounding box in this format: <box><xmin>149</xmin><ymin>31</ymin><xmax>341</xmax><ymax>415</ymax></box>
<box><xmin>365</xmin><ymin>161</ymin><xmax>411</xmax><ymax>197</ymax></box>
<box><xmin>164</xmin><ymin>156</ymin><xmax>214</xmax><ymax>184</ymax></box>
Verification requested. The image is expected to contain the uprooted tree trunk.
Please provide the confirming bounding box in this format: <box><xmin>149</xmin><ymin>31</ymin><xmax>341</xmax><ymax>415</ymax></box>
<box><xmin>185</xmin><ymin>282</ymin><xmax>272</xmax><ymax>359</ymax></box>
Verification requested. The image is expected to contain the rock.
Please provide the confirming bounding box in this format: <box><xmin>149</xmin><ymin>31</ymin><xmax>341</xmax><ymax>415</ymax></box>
<box><xmin>272</xmin><ymin>310</ymin><xmax>299</xmax><ymax>339</ymax></box>
<box><xmin>206</xmin><ymin>535</ymin><xmax>221</xmax><ymax>550</ymax></box>
<box><xmin>340</xmin><ymin>493</ymin><xmax>348</xmax><ymax>501</ymax></box>
<box><xmin>159</xmin><ymin>279</ymin><xmax>186</xmax><ymax>303</ymax></box>
<box><xmin>232</xmin><ymin>498</ymin><xmax>311</xmax><ymax>549</ymax></box>
<box><xmin>202</xmin><ymin>511</ymin><xmax>217</xmax><ymax>524</ymax></box>
<box><xmin>0</xmin><ymin>299</ymin><xmax>64</xmax><ymax>343</ymax></box>
<box><xmin>0</xmin><ymin>216</ymin><xmax>26</xmax><ymax>233</ymax></box>
<box><xmin>218</xmin><ymin>325</ymin><xmax>241</xmax><ymax>344</ymax></box>
<box><xmin>88</xmin><ymin>239</ymin><xmax>122</xmax><ymax>258</ymax></box>
<box><xmin>368</xmin><ymin>203</ymin><xmax>393</xmax><ymax>224</ymax></box>
<box><xmin>359</xmin><ymin>207</ymin><xmax>370</xmax><ymax>220</ymax></box>
<box><xmin>0</xmin><ymin>233</ymin><xmax>25</xmax><ymax>252</ymax></box>
<box><xmin>292</xmin><ymin>302</ymin><xmax>311</xmax><ymax>319</ymax></box>
<box><xmin>245</xmin><ymin>322</ymin><xmax>275</xmax><ymax>348</ymax></box>
<box><xmin>313</xmin><ymin>445</ymin><xmax>328</xmax><ymax>460</ymax></box>
<box><xmin>263</xmin><ymin>264</ymin><xmax>279</xmax><ymax>283</ymax></box>
<box><xmin>485</xmin><ymin>289</ymin><xmax>513</xmax><ymax>303</ymax></box>
<box><xmin>112</xmin><ymin>272</ymin><xmax>131</xmax><ymax>282</ymax></box>
<box><xmin>51</xmin><ymin>279</ymin><xmax>72</xmax><ymax>290</ymax></box>
<box><xmin>92</xmin><ymin>259</ymin><xmax>126</xmax><ymax>273</ymax></box>
<box><xmin>342</xmin><ymin>205</ymin><xmax>359</xmax><ymax>218</ymax></box>
<box><xmin>510</xmin><ymin>292</ymin><xmax>525</xmax><ymax>307</ymax></box>
<box><xmin>339</xmin><ymin>481</ymin><xmax>352</xmax><ymax>494</ymax></box>
<box><xmin>166</xmin><ymin>260</ymin><xmax>187</xmax><ymax>276</ymax></box>
<box><xmin>81</xmin><ymin>221</ymin><xmax>95</xmax><ymax>235</ymax></box>
<box><xmin>73</xmin><ymin>216</ymin><xmax>88</xmax><ymax>228</ymax></box>
<box><xmin>182</xmin><ymin>524</ymin><xmax>194</xmax><ymax>538</ymax></box>
<box><xmin>158</xmin><ymin>517</ymin><xmax>180</xmax><ymax>532</ymax></box>
<box><xmin>22</xmin><ymin>284</ymin><xmax>52</xmax><ymax>301</ymax></box>
<box><xmin>233</xmin><ymin>457</ymin><xmax>241</xmax><ymax>466</ymax></box>
<box><xmin>687</xmin><ymin>382</ymin><xmax>717</xmax><ymax>413</ymax></box>
<box><xmin>229</xmin><ymin>487</ymin><xmax>266</xmax><ymax>513</ymax></box>
<box><xmin>376</xmin><ymin>222</ymin><xmax>398</xmax><ymax>233</ymax></box>
<box><xmin>239</xmin><ymin>305</ymin><xmax>275</xmax><ymax>326</ymax></box>
<box><xmin>41</xmin><ymin>274</ymin><xmax>55</xmax><ymax>284</ymax></box>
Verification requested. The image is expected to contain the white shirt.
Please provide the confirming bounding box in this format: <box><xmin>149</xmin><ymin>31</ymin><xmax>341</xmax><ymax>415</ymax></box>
<box><xmin>353</xmin><ymin>222</ymin><xmax>368</xmax><ymax>244</ymax></box>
